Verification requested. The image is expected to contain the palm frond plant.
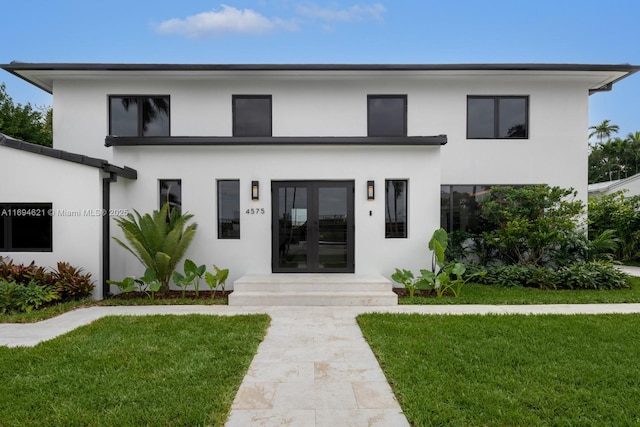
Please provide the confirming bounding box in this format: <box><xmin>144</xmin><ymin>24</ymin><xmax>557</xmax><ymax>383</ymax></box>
<box><xmin>113</xmin><ymin>203</ymin><xmax>197</xmax><ymax>294</ymax></box>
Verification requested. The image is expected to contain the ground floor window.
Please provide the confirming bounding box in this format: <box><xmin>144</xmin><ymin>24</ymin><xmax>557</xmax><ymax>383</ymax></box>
<box><xmin>441</xmin><ymin>185</ymin><xmax>525</xmax><ymax>232</ymax></box>
<box><xmin>385</xmin><ymin>180</ymin><xmax>408</xmax><ymax>238</ymax></box>
<box><xmin>218</xmin><ymin>180</ymin><xmax>240</xmax><ymax>239</ymax></box>
<box><xmin>0</xmin><ymin>203</ymin><xmax>53</xmax><ymax>252</ymax></box>
<box><xmin>159</xmin><ymin>179</ymin><xmax>182</xmax><ymax>214</ymax></box>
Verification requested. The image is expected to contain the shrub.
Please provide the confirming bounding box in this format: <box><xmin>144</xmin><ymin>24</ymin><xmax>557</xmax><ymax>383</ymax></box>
<box><xmin>477</xmin><ymin>262</ymin><xmax>629</xmax><ymax>290</ymax></box>
<box><xmin>556</xmin><ymin>262</ymin><xmax>630</xmax><ymax>290</ymax></box>
<box><xmin>52</xmin><ymin>262</ymin><xmax>95</xmax><ymax>301</ymax></box>
<box><xmin>0</xmin><ymin>257</ymin><xmax>54</xmax><ymax>287</ymax></box>
<box><xmin>0</xmin><ymin>279</ymin><xmax>59</xmax><ymax>314</ymax></box>
<box><xmin>588</xmin><ymin>191</ymin><xmax>640</xmax><ymax>261</ymax></box>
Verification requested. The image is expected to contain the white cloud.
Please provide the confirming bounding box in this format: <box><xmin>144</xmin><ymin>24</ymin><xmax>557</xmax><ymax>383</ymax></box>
<box><xmin>157</xmin><ymin>5</ymin><xmax>298</xmax><ymax>38</ymax></box>
<box><xmin>296</xmin><ymin>3</ymin><xmax>386</xmax><ymax>22</ymax></box>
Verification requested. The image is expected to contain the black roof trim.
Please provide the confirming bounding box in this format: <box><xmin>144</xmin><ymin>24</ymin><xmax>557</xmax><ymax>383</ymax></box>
<box><xmin>105</xmin><ymin>135</ymin><xmax>448</xmax><ymax>147</ymax></box>
<box><xmin>3</xmin><ymin>62</ymin><xmax>640</xmax><ymax>73</ymax></box>
<box><xmin>0</xmin><ymin>134</ymin><xmax>137</xmax><ymax>179</ymax></box>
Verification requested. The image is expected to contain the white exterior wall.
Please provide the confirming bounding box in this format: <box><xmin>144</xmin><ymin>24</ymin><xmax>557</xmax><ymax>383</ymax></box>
<box><xmin>110</xmin><ymin>145</ymin><xmax>441</xmax><ymax>286</ymax></box>
<box><xmin>0</xmin><ymin>147</ymin><xmax>104</xmax><ymax>299</ymax></box>
<box><xmin>47</xmin><ymin>71</ymin><xmax>594</xmax><ymax>291</ymax></box>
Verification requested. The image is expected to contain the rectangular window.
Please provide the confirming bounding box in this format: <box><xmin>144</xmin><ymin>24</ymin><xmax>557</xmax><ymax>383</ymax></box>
<box><xmin>233</xmin><ymin>95</ymin><xmax>272</xmax><ymax>137</ymax></box>
<box><xmin>368</xmin><ymin>95</ymin><xmax>407</xmax><ymax>137</ymax></box>
<box><xmin>109</xmin><ymin>96</ymin><xmax>170</xmax><ymax>137</ymax></box>
<box><xmin>467</xmin><ymin>96</ymin><xmax>528</xmax><ymax>139</ymax></box>
<box><xmin>385</xmin><ymin>180</ymin><xmax>407</xmax><ymax>238</ymax></box>
<box><xmin>441</xmin><ymin>185</ymin><xmax>527</xmax><ymax>233</ymax></box>
<box><xmin>159</xmin><ymin>179</ymin><xmax>181</xmax><ymax>214</ymax></box>
<box><xmin>0</xmin><ymin>203</ymin><xmax>53</xmax><ymax>252</ymax></box>
<box><xmin>218</xmin><ymin>180</ymin><xmax>240</xmax><ymax>239</ymax></box>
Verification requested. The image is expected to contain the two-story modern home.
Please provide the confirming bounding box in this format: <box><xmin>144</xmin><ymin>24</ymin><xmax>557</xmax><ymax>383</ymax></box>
<box><xmin>1</xmin><ymin>62</ymin><xmax>637</xmax><ymax>304</ymax></box>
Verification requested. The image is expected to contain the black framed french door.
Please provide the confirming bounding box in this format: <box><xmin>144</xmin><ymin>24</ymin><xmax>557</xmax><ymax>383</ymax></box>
<box><xmin>272</xmin><ymin>181</ymin><xmax>354</xmax><ymax>273</ymax></box>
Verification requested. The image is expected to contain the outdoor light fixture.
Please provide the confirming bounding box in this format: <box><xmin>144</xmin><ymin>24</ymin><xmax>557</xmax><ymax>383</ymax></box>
<box><xmin>367</xmin><ymin>180</ymin><xmax>375</xmax><ymax>200</ymax></box>
<box><xmin>251</xmin><ymin>181</ymin><xmax>259</xmax><ymax>200</ymax></box>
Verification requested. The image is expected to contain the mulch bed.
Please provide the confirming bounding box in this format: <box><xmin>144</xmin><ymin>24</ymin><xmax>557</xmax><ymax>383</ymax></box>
<box><xmin>393</xmin><ymin>288</ymin><xmax>442</xmax><ymax>298</ymax></box>
<box><xmin>110</xmin><ymin>290</ymin><xmax>232</xmax><ymax>300</ymax></box>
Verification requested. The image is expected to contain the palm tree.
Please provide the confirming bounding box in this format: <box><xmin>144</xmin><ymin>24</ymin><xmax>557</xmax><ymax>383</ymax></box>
<box><xmin>589</xmin><ymin>119</ymin><xmax>619</xmax><ymax>145</ymax></box>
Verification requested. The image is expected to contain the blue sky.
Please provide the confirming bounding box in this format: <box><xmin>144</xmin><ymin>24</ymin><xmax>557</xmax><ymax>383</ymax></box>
<box><xmin>2</xmin><ymin>0</ymin><xmax>639</xmax><ymax>139</ymax></box>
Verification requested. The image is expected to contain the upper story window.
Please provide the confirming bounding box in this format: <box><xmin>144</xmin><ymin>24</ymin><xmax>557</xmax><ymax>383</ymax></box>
<box><xmin>0</xmin><ymin>203</ymin><xmax>53</xmax><ymax>252</ymax></box>
<box><xmin>467</xmin><ymin>96</ymin><xmax>528</xmax><ymax>139</ymax></box>
<box><xmin>368</xmin><ymin>95</ymin><xmax>407</xmax><ymax>137</ymax></box>
<box><xmin>233</xmin><ymin>95</ymin><xmax>272</xmax><ymax>137</ymax></box>
<box><xmin>109</xmin><ymin>96</ymin><xmax>170</xmax><ymax>137</ymax></box>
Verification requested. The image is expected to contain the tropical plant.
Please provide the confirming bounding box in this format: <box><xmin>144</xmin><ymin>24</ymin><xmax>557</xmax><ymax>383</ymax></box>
<box><xmin>204</xmin><ymin>265</ymin><xmax>229</xmax><ymax>299</ymax></box>
<box><xmin>0</xmin><ymin>279</ymin><xmax>59</xmax><ymax>314</ymax></box>
<box><xmin>51</xmin><ymin>262</ymin><xmax>95</xmax><ymax>301</ymax></box>
<box><xmin>429</xmin><ymin>228</ymin><xmax>448</xmax><ymax>272</ymax></box>
<box><xmin>173</xmin><ymin>259</ymin><xmax>206</xmax><ymax>297</ymax></box>
<box><xmin>479</xmin><ymin>185</ymin><xmax>584</xmax><ymax>266</ymax></box>
<box><xmin>113</xmin><ymin>203</ymin><xmax>197</xmax><ymax>294</ymax></box>
<box><xmin>391</xmin><ymin>268</ymin><xmax>426</xmax><ymax>298</ymax></box>
<box><xmin>106</xmin><ymin>276</ymin><xmax>137</xmax><ymax>294</ymax></box>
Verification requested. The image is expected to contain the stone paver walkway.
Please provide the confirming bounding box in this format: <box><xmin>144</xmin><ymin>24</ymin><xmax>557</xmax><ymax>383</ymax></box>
<box><xmin>3</xmin><ymin>303</ymin><xmax>640</xmax><ymax>426</ymax></box>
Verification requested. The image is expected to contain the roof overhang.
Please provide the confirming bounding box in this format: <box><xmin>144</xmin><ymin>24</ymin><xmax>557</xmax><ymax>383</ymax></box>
<box><xmin>2</xmin><ymin>62</ymin><xmax>639</xmax><ymax>95</ymax></box>
<box><xmin>0</xmin><ymin>133</ymin><xmax>137</xmax><ymax>179</ymax></box>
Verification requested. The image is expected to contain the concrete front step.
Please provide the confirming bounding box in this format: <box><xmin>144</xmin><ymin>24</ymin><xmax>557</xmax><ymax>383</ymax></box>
<box><xmin>228</xmin><ymin>273</ymin><xmax>398</xmax><ymax>306</ymax></box>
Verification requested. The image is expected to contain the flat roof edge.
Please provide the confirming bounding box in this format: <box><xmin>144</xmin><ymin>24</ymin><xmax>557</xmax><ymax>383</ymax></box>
<box><xmin>3</xmin><ymin>62</ymin><xmax>640</xmax><ymax>73</ymax></box>
<box><xmin>0</xmin><ymin>134</ymin><xmax>137</xmax><ymax>179</ymax></box>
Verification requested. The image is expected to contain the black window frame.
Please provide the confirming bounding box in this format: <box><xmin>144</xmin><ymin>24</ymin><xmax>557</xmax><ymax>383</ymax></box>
<box><xmin>467</xmin><ymin>95</ymin><xmax>529</xmax><ymax>139</ymax></box>
<box><xmin>367</xmin><ymin>95</ymin><xmax>408</xmax><ymax>137</ymax></box>
<box><xmin>217</xmin><ymin>180</ymin><xmax>241</xmax><ymax>239</ymax></box>
<box><xmin>232</xmin><ymin>95</ymin><xmax>273</xmax><ymax>137</ymax></box>
<box><xmin>0</xmin><ymin>203</ymin><xmax>53</xmax><ymax>252</ymax></box>
<box><xmin>385</xmin><ymin>179</ymin><xmax>408</xmax><ymax>239</ymax></box>
<box><xmin>108</xmin><ymin>95</ymin><xmax>171</xmax><ymax>137</ymax></box>
<box><xmin>159</xmin><ymin>179</ymin><xmax>182</xmax><ymax>215</ymax></box>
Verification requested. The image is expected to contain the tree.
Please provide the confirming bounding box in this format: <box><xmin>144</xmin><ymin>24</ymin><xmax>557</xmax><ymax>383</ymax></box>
<box><xmin>479</xmin><ymin>185</ymin><xmax>584</xmax><ymax>266</ymax></box>
<box><xmin>589</xmin><ymin>119</ymin><xmax>619</xmax><ymax>145</ymax></box>
<box><xmin>0</xmin><ymin>83</ymin><xmax>52</xmax><ymax>147</ymax></box>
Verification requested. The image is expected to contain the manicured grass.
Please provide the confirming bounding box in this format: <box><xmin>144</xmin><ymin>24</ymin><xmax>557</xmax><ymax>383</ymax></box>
<box><xmin>0</xmin><ymin>314</ymin><xmax>270</xmax><ymax>426</ymax></box>
<box><xmin>400</xmin><ymin>276</ymin><xmax>640</xmax><ymax>305</ymax></box>
<box><xmin>358</xmin><ymin>313</ymin><xmax>640</xmax><ymax>426</ymax></box>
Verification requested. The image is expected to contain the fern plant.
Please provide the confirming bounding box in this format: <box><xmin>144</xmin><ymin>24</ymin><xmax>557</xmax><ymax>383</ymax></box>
<box><xmin>113</xmin><ymin>203</ymin><xmax>197</xmax><ymax>294</ymax></box>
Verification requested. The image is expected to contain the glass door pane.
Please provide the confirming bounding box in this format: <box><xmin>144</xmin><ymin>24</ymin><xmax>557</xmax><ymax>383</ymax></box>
<box><xmin>318</xmin><ymin>187</ymin><xmax>348</xmax><ymax>269</ymax></box>
<box><xmin>276</xmin><ymin>185</ymin><xmax>308</xmax><ymax>269</ymax></box>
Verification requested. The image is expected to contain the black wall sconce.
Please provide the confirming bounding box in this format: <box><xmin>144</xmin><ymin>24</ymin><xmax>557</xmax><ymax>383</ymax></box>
<box><xmin>251</xmin><ymin>181</ymin><xmax>259</xmax><ymax>200</ymax></box>
<box><xmin>367</xmin><ymin>180</ymin><xmax>375</xmax><ymax>200</ymax></box>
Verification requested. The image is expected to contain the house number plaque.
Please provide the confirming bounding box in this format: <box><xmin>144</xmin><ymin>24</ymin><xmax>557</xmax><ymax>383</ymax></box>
<box><xmin>245</xmin><ymin>208</ymin><xmax>265</xmax><ymax>215</ymax></box>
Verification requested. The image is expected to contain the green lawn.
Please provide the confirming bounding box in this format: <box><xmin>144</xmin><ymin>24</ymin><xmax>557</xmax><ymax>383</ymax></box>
<box><xmin>358</xmin><ymin>313</ymin><xmax>640</xmax><ymax>426</ymax></box>
<box><xmin>0</xmin><ymin>314</ymin><xmax>270</xmax><ymax>427</ymax></box>
<box><xmin>400</xmin><ymin>276</ymin><xmax>640</xmax><ymax>305</ymax></box>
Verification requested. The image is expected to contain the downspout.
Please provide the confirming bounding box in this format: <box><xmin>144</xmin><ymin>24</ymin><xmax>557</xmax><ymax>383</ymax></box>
<box><xmin>102</xmin><ymin>172</ymin><xmax>117</xmax><ymax>299</ymax></box>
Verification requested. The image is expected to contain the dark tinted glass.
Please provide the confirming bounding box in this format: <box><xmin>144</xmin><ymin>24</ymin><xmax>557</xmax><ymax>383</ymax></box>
<box><xmin>218</xmin><ymin>180</ymin><xmax>240</xmax><ymax>239</ymax></box>
<box><xmin>368</xmin><ymin>96</ymin><xmax>406</xmax><ymax>136</ymax></box>
<box><xmin>499</xmin><ymin>98</ymin><xmax>527</xmax><ymax>138</ymax></box>
<box><xmin>7</xmin><ymin>204</ymin><xmax>52</xmax><ymax>251</ymax></box>
<box><xmin>385</xmin><ymin>180</ymin><xmax>407</xmax><ymax>238</ymax></box>
<box><xmin>110</xmin><ymin>97</ymin><xmax>138</xmax><ymax>136</ymax></box>
<box><xmin>109</xmin><ymin>96</ymin><xmax>169</xmax><ymax>137</ymax></box>
<box><xmin>159</xmin><ymin>180</ymin><xmax>181</xmax><ymax>214</ymax></box>
<box><xmin>233</xmin><ymin>97</ymin><xmax>272</xmax><ymax>137</ymax></box>
<box><xmin>440</xmin><ymin>186</ymin><xmax>451</xmax><ymax>232</ymax></box>
<box><xmin>142</xmin><ymin>97</ymin><xmax>170</xmax><ymax>136</ymax></box>
<box><xmin>467</xmin><ymin>97</ymin><xmax>495</xmax><ymax>138</ymax></box>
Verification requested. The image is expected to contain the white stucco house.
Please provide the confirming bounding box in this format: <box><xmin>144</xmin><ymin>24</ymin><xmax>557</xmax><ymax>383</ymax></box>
<box><xmin>1</xmin><ymin>62</ymin><xmax>638</xmax><ymax>303</ymax></box>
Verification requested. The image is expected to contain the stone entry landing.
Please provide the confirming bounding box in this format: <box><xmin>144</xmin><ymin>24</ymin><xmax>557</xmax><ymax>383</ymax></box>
<box><xmin>228</xmin><ymin>274</ymin><xmax>398</xmax><ymax>306</ymax></box>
